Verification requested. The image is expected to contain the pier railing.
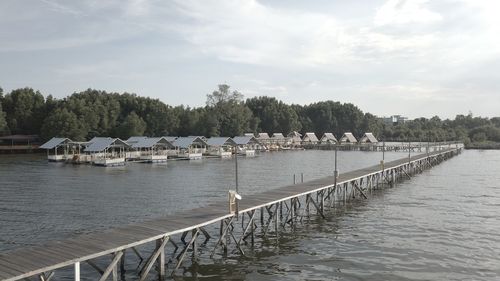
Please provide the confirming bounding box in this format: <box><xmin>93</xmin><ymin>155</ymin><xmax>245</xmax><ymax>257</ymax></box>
<box><xmin>0</xmin><ymin>146</ymin><xmax>463</xmax><ymax>281</ymax></box>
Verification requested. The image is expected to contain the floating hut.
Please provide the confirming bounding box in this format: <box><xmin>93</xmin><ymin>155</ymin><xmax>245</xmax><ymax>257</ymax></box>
<box><xmin>84</xmin><ymin>137</ymin><xmax>130</xmax><ymax>166</ymax></box>
<box><xmin>171</xmin><ymin>136</ymin><xmax>208</xmax><ymax>160</ymax></box>
<box><xmin>271</xmin><ymin>133</ymin><xmax>286</xmax><ymax>145</ymax></box>
<box><xmin>302</xmin><ymin>132</ymin><xmax>319</xmax><ymax>144</ymax></box>
<box><xmin>232</xmin><ymin>136</ymin><xmax>260</xmax><ymax>156</ymax></box>
<box><xmin>39</xmin><ymin>137</ymin><xmax>73</xmax><ymax>162</ymax></box>
<box><xmin>131</xmin><ymin>137</ymin><xmax>174</xmax><ymax>163</ymax></box>
<box><xmin>125</xmin><ymin>136</ymin><xmax>147</xmax><ymax>159</ymax></box>
<box><xmin>206</xmin><ymin>137</ymin><xmax>236</xmax><ymax>158</ymax></box>
<box><xmin>256</xmin><ymin>133</ymin><xmax>270</xmax><ymax>149</ymax></box>
<box><xmin>359</xmin><ymin>132</ymin><xmax>378</xmax><ymax>144</ymax></box>
<box><xmin>320</xmin><ymin>133</ymin><xmax>338</xmax><ymax>144</ymax></box>
<box><xmin>339</xmin><ymin>132</ymin><xmax>358</xmax><ymax>144</ymax></box>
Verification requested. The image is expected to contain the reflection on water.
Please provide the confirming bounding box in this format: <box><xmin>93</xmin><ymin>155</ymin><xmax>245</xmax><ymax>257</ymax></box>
<box><xmin>1</xmin><ymin>150</ymin><xmax>499</xmax><ymax>280</ymax></box>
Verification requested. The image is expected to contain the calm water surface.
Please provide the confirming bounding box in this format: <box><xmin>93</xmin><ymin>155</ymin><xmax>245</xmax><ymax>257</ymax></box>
<box><xmin>1</xmin><ymin>150</ymin><xmax>499</xmax><ymax>280</ymax></box>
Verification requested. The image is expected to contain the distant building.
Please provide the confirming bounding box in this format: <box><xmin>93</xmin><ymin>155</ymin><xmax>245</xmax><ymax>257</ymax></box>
<box><xmin>381</xmin><ymin>115</ymin><xmax>409</xmax><ymax>125</ymax></box>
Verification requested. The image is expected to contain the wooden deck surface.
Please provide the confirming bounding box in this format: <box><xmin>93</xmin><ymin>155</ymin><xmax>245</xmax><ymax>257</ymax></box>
<box><xmin>0</xmin><ymin>148</ymin><xmax>458</xmax><ymax>281</ymax></box>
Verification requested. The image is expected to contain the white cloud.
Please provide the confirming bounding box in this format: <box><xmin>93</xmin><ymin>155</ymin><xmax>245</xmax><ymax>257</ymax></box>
<box><xmin>374</xmin><ymin>0</ymin><xmax>442</xmax><ymax>26</ymax></box>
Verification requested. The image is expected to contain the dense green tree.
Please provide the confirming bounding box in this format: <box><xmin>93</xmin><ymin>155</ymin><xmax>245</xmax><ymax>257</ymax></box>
<box><xmin>114</xmin><ymin>111</ymin><xmax>147</xmax><ymax>139</ymax></box>
<box><xmin>0</xmin><ymin>87</ymin><xmax>7</xmax><ymax>135</ymax></box>
<box><xmin>246</xmin><ymin>96</ymin><xmax>300</xmax><ymax>134</ymax></box>
<box><xmin>1</xmin><ymin>85</ymin><xmax>499</xmax><ymax>147</ymax></box>
<box><xmin>206</xmin><ymin>84</ymin><xmax>254</xmax><ymax>136</ymax></box>
<box><xmin>2</xmin><ymin>88</ymin><xmax>46</xmax><ymax>134</ymax></box>
<box><xmin>40</xmin><ymin>108</ymin><xmax>88</xmax><ymax>140</ymax></box>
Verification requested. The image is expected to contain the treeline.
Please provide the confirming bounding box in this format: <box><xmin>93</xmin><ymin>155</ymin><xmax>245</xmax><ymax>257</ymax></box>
<box><xmin>0</xmin><ymin>85</ymin><xmax>499</xmax><ymax>146</ymax></box>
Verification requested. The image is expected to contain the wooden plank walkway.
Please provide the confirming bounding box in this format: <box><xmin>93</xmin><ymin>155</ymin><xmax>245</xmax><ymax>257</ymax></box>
<box><xmin>0</xmin><ymin>147</ymin><xmax>461</xmax><ymax>281</ymax></box>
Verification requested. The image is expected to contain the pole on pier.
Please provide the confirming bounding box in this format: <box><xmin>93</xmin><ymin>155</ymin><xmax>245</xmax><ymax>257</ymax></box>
<box><xmin>75</xmin><ymin>262</ymin><xmax>80</xmax><ymax>281</ymax></box>
<box><xmin>408</xmin><ymin>140</ymin><xmax>411</xmax><ymax>164</ymax></box>
<box><xmin>334</xmin><ymin>146</ymin><xmax>339</xmax><ymax>192</ymax></box>
<box><xmin>235</xmin><ymin>149</ymin><xmax>239</xmax><ymax>194</ymax></box>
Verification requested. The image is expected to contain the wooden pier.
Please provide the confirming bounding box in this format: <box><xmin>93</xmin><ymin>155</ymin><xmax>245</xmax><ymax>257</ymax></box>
<box><xmin>304</xmin><ymin>141</ymin><xmax>461</xmax><ymax>152</ymax></box>
<box><xmin>0</xmin><ymin>146</ymin><xmax>463</xmax><ymax>281</ymax></box>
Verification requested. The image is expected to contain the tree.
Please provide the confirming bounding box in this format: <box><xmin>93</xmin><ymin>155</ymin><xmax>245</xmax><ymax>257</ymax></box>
<box><xmin>114</xmin><ymin>111</ymin><xmax>146</xmax><ymax>139</ymax></box>
<box><xmin>206</xmin><ymin>84</ymin><xmax>254</xmax><ymax>136</ymax></box>
<box><xmin>40</xmin><ymin>108</ymin><xmax>88</xmax><ymax>141</ymax></box>
<box><xmin>246</xmin><ymin>96</ymin><xmax>300</xmax><ymax>134</ymax></box>
<box><xmin>0</xmin><ymin>87</ymin><xmax>8</xmax><ymax>135</ymax></box>
<box><xmin>2</xmin><ymin>88</ymin><xmax>46</xmax><ymax>134</ymax></box>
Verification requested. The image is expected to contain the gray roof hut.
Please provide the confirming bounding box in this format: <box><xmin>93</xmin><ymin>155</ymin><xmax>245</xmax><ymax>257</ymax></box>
<box><xmin>302</xmin><ymin>132</ymin><xmax>319</xmax><ymax>144</ymax></box>
<box><xmin>40</xmin><ymin>137</ymin><xmax>74</xmax><ymax>162</ymax></box>
<box><xmin>84</xmin><ymin>138</ymin><xmax>130</xmax><ymax>153</ymax></box>
<box><xmin>131</xmin><ymin>137</ymin><xmax>174</xmax><ymax>149</ymax></box>
<box><xmin>84</xmin><ymin>137</ymin><xmax>130</xmax><ymax>166</ymax></box>
<box><xmin>207</xmin><ymin>137</ymin><xmax>237</xmax><ymax>147</ymax></box>
<box><xmin>359</xmin><ymin>132</ymin><xmax>378</xmax><ymax>143</ymax></box>
<box><xmin>40</xmin><ymin>137</ymin><xmax>72</xmax><ymax>150</ymax></box>
<box><xmin>172</xmin><ymin>136</ymin><xmax>208</xmax><ymax>149</ymax></box>
<box><xmin>207</xmin><ymin>137</ymin><xmax>237</xmax><ymax>157</ymax></box>
<box><xmin>320</xmin><ymin>133</ymin><xmax>338</xmax><ymax>144</ymax></box>
<box><xmin>339</xmin><ymin>132</ymin><xmax>358</xmax><ymax>143</ymax></box>
<box><xmin>232</xmin><ymin>136</ymin><xmax>259</xmax><ymax>146</ymax></box>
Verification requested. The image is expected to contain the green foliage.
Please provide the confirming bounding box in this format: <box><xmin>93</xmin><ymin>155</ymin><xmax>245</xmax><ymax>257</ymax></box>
<box><xmin>1</xmin><ymin>85</ymin><xmax>499</xmax><ymax>147</ymax></box>
<box><xmin>113</xmin><ymin>111</ymin><xmax>147</xmax><ymax>139</ymax></box>
<box><xmin>206</xmin><ymin>84</ymin><xmax>254</xmax><ymax>136</ymax></box>
<box><xmin>0</xmin><ymin>100</ymin><xmax>9</xmax><ymax>136</ymax></box>
<box><xmin>245</xmin><ymin>96</ymin><xmax>300</xmax><ymax>134</ymax></box>
<box><xmin>2</xmin><ymin>88</ymin><xmax>46</xmax><ymax>134</ymax></box>
<box><xmin>40</xmin><ymin>108</ymin><xmax>88</xmax><ymax>141</ymax></box>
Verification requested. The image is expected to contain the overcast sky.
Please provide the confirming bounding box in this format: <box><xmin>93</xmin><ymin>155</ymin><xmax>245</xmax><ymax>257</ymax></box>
<box><xmin>1</xmin><ymin>0</ymin><xmax>499</xmax><ymax>119</ymax></box>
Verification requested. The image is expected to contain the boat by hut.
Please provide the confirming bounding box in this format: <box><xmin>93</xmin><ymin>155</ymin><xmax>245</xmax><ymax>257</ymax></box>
<box><xmin>171</xmin><ymin>136</ymin><xmax>207</xmax><ymax>160</ymax></box>
<box><xmin>206</xmin><ymin>137</ymin><xmax>236</xmax><ymax>158</ymax></box>
<box><xmin>339</xmin><ymin>132</ymin><xmax>358</xmax><ymax>144</ymax></box>
<box><xmin>232</xmin><ymin>136</ymin><xmax>260</xmax><ymax>156</ymax></box>
<box><xmin>359</xmin><ymin>132</ymin><xmax>378</xmax><ymax>144</ymax></box>
<box><xmin>84</xmin><ymin>137</ymin><xmax>130</xmax><ymax>166</ymax></box>
<box><xmin>320</xmin><ymin>133</ymin><xmax>338</xmax><ymax>144</ymax></box>
<box><xmin>131</xmin><ymin>137</ymin><xmax>174</xmax><ymax>163</ymax></box>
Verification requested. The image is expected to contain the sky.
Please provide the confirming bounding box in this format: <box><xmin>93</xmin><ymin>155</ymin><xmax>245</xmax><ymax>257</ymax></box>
<box><xmin>0</xmin><ymin>0</ymin><xmax>499</xmax><ymax>119</ymax></box>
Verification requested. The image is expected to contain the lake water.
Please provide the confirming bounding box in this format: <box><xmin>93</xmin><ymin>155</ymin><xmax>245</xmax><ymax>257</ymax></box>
<box><xmin>1</xmin><ymin>149</ymin><xmax>499</xmax><ymax>280</ymax></box>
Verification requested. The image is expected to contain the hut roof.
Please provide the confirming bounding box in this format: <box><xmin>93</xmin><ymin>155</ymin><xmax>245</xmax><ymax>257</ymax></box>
<box><xmin>126</xmin><ymin>136</ymin><xmax>147</xmax><ymax>144</ymax></box>
<box><xmin>360</xmin><ymin>132</ymin><xmax>378</xmax><ymax>143</ymax></box>
<box><xmin>131</xmin><ymin>137</ymin><xmax>174</xmax><ymax>149</ymax></box>
<box><xmin>271</xmin><ymin>133</ymin><xmax>285</xmax><ymax>139</ymax></box>
<box><xmin>303</xmin><ymin>132</ymin><xmax>319</xmax><ymax>142</ymax></box>
<box><xmin>340</xmin><ymin>132</ymin><xmax>358</xmax><ymax>143</ymax></box>
<box><xmin>232</xmin><ymin>136</ymin><xmax>259</xmax><ymax>145</ymax></box>
<box><xmin>257</xmin><ymin>133</ymin><xmax>270</xmax><ymax>139</ymax></box>
<box><xmin>207</xmin><ymin>137</ymin><xmax>237</xmax><ymax>146</ymax></box>
<box><xmin>321</xmin><ymin>133</ymin><xmax>338</xmax><ymax>142</ymax></box>
<box><xmin>163</xmin><ymin>136</ymin><xmax>178</xmax><ymax>142</ymax></box>
<box><xmin>244</xmin><ymin>133</ymin><xmax>255</xmax><ymax>137</ymax></box>
<box><xmin>84</xmin><ymin>138</ymin><xmax>130</xmax><ymax>152</ymax></box>
<box><xmin>39</xmin><ymin>137</ymin><xmax>72</xmax><ymax>149</ymax></box>
<box><xmin>173</xmin><ymin>136</ymin><xmax>208</xmax><ymax>149</ymax></box>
